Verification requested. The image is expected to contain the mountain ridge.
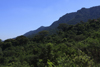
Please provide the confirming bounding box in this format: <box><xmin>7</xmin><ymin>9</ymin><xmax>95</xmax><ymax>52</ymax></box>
<box><xmin>24</xmin><ymin>5</ymin><xmax>100</xmax><ymax>37</ymax></box>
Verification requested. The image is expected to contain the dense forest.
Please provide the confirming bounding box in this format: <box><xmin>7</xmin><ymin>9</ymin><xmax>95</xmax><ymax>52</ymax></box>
<box><xmin>1</xmin><ymin>18</ymin><xmax>100</xmax><ymax>67</ymax></box>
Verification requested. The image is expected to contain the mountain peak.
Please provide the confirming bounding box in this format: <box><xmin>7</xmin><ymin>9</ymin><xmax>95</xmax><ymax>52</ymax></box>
<box><xmin>81</xmin><ymin>7</ymin><xmax>86</xmax><ymax>10</ymax></box>
<box><xmin>39</xmin><ymin>26</ymin><xmax>44</xmax><ymax>29</ymax></box>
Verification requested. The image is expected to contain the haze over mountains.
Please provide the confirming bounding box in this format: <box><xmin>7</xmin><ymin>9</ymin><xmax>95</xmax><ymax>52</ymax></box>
<box><xmin>24</xmin><ymin>5</ymin><xmax>100</xmax><ymax>37</ymax></box>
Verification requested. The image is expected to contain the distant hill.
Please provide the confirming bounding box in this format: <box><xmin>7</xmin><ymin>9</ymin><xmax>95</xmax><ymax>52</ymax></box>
<box><xmin>24</xmin><ymin>5</ymin><xmax>100</xmax><ymax>37</ymax></box>
<box><xmin>24</xmin><ymin>26</ymin><xmax>46</xmax><ymax>36</ymax></box>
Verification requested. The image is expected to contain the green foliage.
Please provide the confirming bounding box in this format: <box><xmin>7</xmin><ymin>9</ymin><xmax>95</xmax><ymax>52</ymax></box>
<box><xmin>57</xmin><ymin>23</ymin><xmax>69</xmax><ymax>32</ymax></box>
<box><xmin>15</xmin><ymin>35</ymin><xmax>29</xmax><ymax>46</ymax></box>
<box><xmin>6</xmin><ymin>61</ymin><xmax>30</xmax><ymax>67</ymax></box>
<box><xmin>0</xmin><ymin>47</ymin><xmax>3</xmax><ymax>56</ymax></box>
<box><xmin>1</xmin><ymin>18</ymin><xmax>100</xmax><ymax>67</ymax></box>
<box><xmin>0</xmin><ymin>39</ymin><xmax>2</xmax><ymax>45</ymax></box>
<box><xmin>2</xmin><ymin>42</ymin><xmax>12</xmax><ymax>50</ymax></box>
<box><xmin>47</xmin><ymin>59</ymin><xmax>54</xmax><ymax>67</ymax></box>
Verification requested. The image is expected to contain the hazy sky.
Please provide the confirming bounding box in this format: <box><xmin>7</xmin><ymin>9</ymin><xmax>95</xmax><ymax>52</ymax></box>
<box><xmin>0</xmin><ymin>0</ymin><xmax>100</xmax><ymax>40</ymax></box>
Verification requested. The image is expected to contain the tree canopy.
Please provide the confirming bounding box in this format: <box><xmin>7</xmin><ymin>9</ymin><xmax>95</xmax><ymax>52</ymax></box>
<box><xmin>1</xmin><ymin>18</ymin><xmax>100</xmax><ymax>67</ymax></box>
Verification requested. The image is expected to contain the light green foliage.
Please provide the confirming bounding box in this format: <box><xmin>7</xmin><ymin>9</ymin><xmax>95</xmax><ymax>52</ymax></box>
<box><xmin>47</xmin><ymin>59</ymin><xmax>54</xmax><ymax>67</ymax></box>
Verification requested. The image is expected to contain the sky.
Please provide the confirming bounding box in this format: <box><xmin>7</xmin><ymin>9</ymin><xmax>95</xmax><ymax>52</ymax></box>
<box><xmin>0</xmin><ymin>0</ymin><xmax>100</xmax><ymax>40</ymax></box>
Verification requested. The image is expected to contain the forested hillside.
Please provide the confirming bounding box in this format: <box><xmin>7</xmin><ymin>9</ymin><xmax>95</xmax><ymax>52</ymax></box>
<box><xmin>24</xmin><ymin>6</ymin><xmax>100</xmax><ymax>37</ymax></box>
<box><xmin>1</xmin><ymin>18</ymin><xmax>100</xmax><ymax>67</ymax></box>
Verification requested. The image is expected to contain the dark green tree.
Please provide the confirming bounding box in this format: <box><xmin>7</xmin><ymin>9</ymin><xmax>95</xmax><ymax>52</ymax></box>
<box><xmin>57</xmin><ymin>23</ymin><xmax>69</xmax><ymax>32</ymax></box>
<box><xmin>33</xmin><ymin>30</ymin><xmax>49</xmax><ymax>42</ymax></box>
<box><xmin>15</xmin><ymin>35</ymin><xmax>29</xmax><ymax>45</ymax></box>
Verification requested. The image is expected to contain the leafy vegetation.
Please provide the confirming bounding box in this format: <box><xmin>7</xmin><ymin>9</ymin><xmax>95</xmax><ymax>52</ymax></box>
<box><xmin>1</xmin><ymin>18</ymin><xmax>100</xmax><ymax>67</ymax></box>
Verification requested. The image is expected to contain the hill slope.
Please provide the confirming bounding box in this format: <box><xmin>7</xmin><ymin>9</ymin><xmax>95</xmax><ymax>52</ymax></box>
<box><xmin>1</xmin><ymin>18</ymin><xmax>100</xmax><ymax>67</ymax></box>
<box><xmin>24</xmin><ymin>5</ymin><xmax>100</xmax><ymax>37</ymax></box>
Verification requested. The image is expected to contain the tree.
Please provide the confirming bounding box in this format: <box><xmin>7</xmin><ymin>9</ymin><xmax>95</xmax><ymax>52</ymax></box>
<box><xmin>15</xmin><ymin>35</ymin><xmax>29</xmax><ymax>45</ymax></box>
<box><xmin>2</xmin><ymin>42</ymin><xmax>12</xmax><ymax>50</ymax></box>
<box><xmin>38</xmin><ymin>30</ymin><xmax>49</xmax><ymax>37</ymax></box>
<box><xmin>0</xmin><ymin>39</ymin><xmax>2</xmax><ymax>47</ymax></box>
<box><xmin>33</xmin><ymin>30</ymin><xmax>49</xmax><ymax>42</ymax></box>
<box><xmin>57</xmin><ymin>23</ymin><xmax>69</xmax><ymax>32</ymax></box>
<box><xmin>0</xmin><ymin>47</ymin><xmax>3</xmax><ymax>56</ymax></box>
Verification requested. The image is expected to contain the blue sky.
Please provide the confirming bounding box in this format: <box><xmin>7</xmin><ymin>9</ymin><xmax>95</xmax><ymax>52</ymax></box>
<box><xmin>0</xmin><ymin>0</ymin><xmax>100</xmax><ymax>40</ymax></box>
